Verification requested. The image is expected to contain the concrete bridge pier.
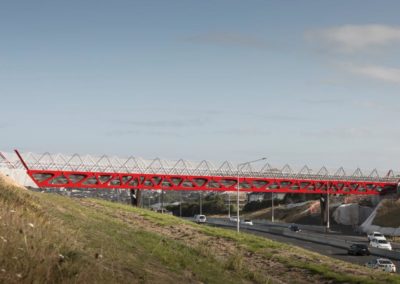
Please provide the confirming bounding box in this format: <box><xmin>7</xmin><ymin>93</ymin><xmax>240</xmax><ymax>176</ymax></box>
<box><xmin>320</xmin><ymin>194</ymin><xmax>329</xmax><ymax>230</ymax></box>
<box><xmin>130</xmin><ymin>189</ymin><xmax>142</xmax><ymax>207</ymax></box>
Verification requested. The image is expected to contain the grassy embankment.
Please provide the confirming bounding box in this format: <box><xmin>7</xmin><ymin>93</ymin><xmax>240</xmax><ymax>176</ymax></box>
<box><xmin>373</xmin><ymin>198</ymin><xmax>400</xmax><ymax>228</ymax></box>
<box><xmin>1</xmin><ymin>173</ymin><xmax>400</xmax><ymax>283</ymax></box>
<box><xmin>373</xmin><ymin>198</ymin><xmax>400</xmax><ymax>242</ymax></box>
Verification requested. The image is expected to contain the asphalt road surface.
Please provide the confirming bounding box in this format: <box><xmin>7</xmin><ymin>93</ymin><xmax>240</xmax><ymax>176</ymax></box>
<box><xmin>202</xmin><ymin>218</ymin><xmax>400</xmax><ymax>274</ymax></box>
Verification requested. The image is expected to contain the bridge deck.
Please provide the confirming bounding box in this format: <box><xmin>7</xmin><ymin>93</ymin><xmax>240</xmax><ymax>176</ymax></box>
<box><xmin>2</xmin><ymin>150</ymin><xmax>397</xmax><ymax>195</ymax></box>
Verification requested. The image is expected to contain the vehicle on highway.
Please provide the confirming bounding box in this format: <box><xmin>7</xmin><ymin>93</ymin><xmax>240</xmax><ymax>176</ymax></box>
<box><xmin>288</xmin><ymin>224</ymin><xmax>301</xmax><ymax>232</ymax></box>
<box><xmin>229</xmin><ymin>217</ymin><xmax>239</xmax><ymax>222</ymax></box>
<box><xmin>347</xmin><ymin>244</ymin><xmax>370</xmax><ymax>256</ymax></box>
<box><xmin>241</xmin><ymin>219</ymin><xmax>253</xmax><ymax>226</ymax></box>
<box><xmin>194</xmin><ymin>214</ymin><xmax>207</xmax><ymax>224</ymax></box>
<box><xmin>370</xmin><ymin>238</ymin><xmax>392</xmax><ymax>250</ymax></box>
<box><xmin>365</xmin><ymin>258</ymin><xmax>396</xmax><ymax>273</ymax></box>
<box><xmin>367</xmin><ymin>231</ymin><xmax>386</xmax><ymax>241</ymax></box>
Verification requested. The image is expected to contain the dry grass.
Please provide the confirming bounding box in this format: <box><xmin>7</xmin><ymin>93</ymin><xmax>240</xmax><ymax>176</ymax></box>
<box><xmin>1</xmin><ymin>173</ymin><xmax>400</xmax><ymax>283</ymax></box>
<box><xmin>0</xmin><ymin>174</ymin><xmax>253</xmax><ymax>283</ymax></box>
<box><xmin>243</xmin><ymin>201</ymin><xmax>320</xmax><ymax>223</ymax></box>
<box><xmin>0</xmin><ymin>174</ymin><xmax>111</xmax><ymax>283</ymax></box>
<box><xmin>373</xmin><ymin>198</ymin><xmax>400</xmax><ymax>228</ymax></box>
<box><xmin>90</xmin><ymin>199</ymin><xmax>400</xmax><ymax>284</ymax></box>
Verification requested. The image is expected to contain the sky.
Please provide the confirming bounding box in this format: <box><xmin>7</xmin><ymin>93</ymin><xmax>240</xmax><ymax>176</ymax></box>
<box><xmin>1</xmin><ymin>0</ymin><xmax>400</xmax><ymax>172</ymax></box>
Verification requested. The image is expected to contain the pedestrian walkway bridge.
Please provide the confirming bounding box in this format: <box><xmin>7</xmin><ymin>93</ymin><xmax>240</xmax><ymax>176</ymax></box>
<box><xmin>1</xmin><ymin>150</ymin><xmax>399</xmax><ymax>195</ymax></box>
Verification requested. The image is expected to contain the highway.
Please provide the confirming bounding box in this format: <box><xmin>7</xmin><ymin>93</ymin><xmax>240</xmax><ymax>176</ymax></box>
<box><xmin>203</xmin><ymin>217</ymin><xmax>400</xmax><ymax>274</ymax></box>
<box><xmin>250</xmin><ymin>219</ymin><xmax>400</xmax><ymax>251</ymax></box>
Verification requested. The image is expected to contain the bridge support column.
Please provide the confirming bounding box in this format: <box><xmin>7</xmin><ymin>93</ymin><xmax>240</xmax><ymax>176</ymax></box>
<box><xmin>320</xmin><ymin>194</ymin><xmax>329</xmax><ymax>229</ymax></box>
<box><xmin>130</xmin><ymin>189</ymin><xmax>142</xmax><ymax>207</ymax></box>
<box><xmin>397</xmin><ymin>183</ymin><xmax>400</xmax><ymax>197</ymax></box>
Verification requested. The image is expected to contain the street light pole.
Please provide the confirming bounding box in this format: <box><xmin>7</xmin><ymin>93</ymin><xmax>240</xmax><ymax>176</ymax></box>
<box><xmin>237</xmin><ymin>157</ymin><xmax>267</xmax><ymax>233</ymax></box>
<box><xmin>200</xmin><ymin>191</ymin><xmax>203</xmax><ymax>215</ymax></box>
<box><xmin>161</xmin><ymin>188</ymin><xmax>164</xmax><ymax>214</ymax></box>
<box><xmin>326</xmin><ymin>182</ymin><xmax>330</xmax><ymax>231</ymax></box>
<box><xmin>236</xmin><ymin>171</ymin><xmax>240</xmax><ymax>233</ymax></box>
<box><xmin>228</xmin><ymin>193</ymin><xmax>231</xmax><ymax>218</ymax></box>
<box><xmin>271</xmin><ymin>192</ymin><xmax>275</xmax><ymax>223</ymax></box>
<box><xmin>179</xmin><ymin>191</ymin><xmax>182</xmax><ymax>217</ymax></box>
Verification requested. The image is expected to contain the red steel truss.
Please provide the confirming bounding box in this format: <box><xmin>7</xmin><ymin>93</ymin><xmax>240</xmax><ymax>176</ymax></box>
<box><xmin>12</xmin><ymin>150</ymin><xmax>400</xmax><ymax>195</ymax></box>
<box><xmin>25</xmin><ymin>169</ymin><xmax>398</xmax><ymax>195</ymax></box>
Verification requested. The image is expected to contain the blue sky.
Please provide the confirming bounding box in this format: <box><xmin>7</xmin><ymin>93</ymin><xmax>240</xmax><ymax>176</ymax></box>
<box><xmin>1</xmin><ymin>0</ymin><xmax>400</xmax><ymax>171</ymax></box>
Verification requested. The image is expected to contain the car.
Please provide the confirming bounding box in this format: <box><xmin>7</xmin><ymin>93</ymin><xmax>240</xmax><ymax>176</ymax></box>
<box><xmin>229</xmin><ymin>217</ymin><xmax>239</xmax><ymax>222</ymax></box>
<box><xmin>367</xmin><ymin>232</ymin><xmax>386</xmax><ymax>241</ymax></box>
<box><xmin>365</xmin><ymin>258</ymin><xmax>396</xmax><ymax>273</ymax></box>
<box><xmin>194</xmin><ymin>214</ymin><xmax>207</xmax><ymax>224</ymax></box>
<box><xmin>288</xmin><ymin>224</ymin><xmax>301</xmax><ymax>232</ymax></box>
<box><xmin>347</xmin><ymin>244</ymin><xmax>370</xmax><ymax>256</ymax></box>
<box><xmin>241</xmin><ymin>219</ymin><xmax>253</xmax><ymax>226</ymax></box>
<box><xmin>370</xmin><ymin>238</ymin><xmax>392</xmax><ymax>250</ymax></box>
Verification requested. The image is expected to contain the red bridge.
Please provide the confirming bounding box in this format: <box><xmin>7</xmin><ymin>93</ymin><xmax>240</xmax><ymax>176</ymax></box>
<box><xmin>4</xmin><ymin>150</ymin><xmax>398</xmax><ymax>195</ymax></box>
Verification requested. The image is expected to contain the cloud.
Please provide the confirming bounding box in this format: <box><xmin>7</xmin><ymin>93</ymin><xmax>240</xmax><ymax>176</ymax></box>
<box><xmin>104</xmin><ymin>129</ymin><xmax>182</xmax><ymax>137</ymax></box>
<box><xmin>257</xmin><ymin>114</ymin><xmax>311</xmax><ymax>121</ymax></box>
<box><xmin>353</xmin><ymin>100</ymin><xmax>400</xmax><ymax>113</ymax></box>
<box><xmin>186</xmin><ymin>32</ymin><xmax>270</xmax><ymax>49</ymax></box>
<box><xmin>303</xmin><ymin>127</ymin><xmax>372</xmax><ymax>139</ymax></box>
<box><xmin>306</xmin><ymin>24</ymin><xmax>400</xmax><ymax>53</ymax></box>
<box><xmin>301</xmin><ymin>98</ymin><xmax>344</xmax><ymax>105</ymax></box>
<box><xmin>0</xmin><ymin>123</ymin><xmax>9</xmax><ymax>129</ymax></box>
<box><xmin>345</xmin><ymin>64</ymin><xmax>400</xmax><ymax>83</ymax></box>
<box><xmin>112</xmin><ymin>118</ymin><xmax>208</xmax><ymax>128</ymax></box>
<box><xmin>214</xmin><ymin>128</ymin><xmax>270</xmax><ymax>136</ymax></box>
<box><xmin>104</xmin><ymin>118</ymin><xmax>208</xmax><ymax>137</ymax></box>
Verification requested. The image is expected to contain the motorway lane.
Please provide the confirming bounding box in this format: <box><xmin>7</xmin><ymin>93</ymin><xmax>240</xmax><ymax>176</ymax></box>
<box><xmin>252</xmin><ymin>220</ymin><xmax>400</xmax><ymax>251</ymax></box>
<box><xmin>205</xmin><ymin>219</ymin><xmax>400</xmax><ymax>274</ymax></box>
<box><xmin>242</xmin><ymin>227</ymin><xmax>400</xmax><ymax>273</ymax></box>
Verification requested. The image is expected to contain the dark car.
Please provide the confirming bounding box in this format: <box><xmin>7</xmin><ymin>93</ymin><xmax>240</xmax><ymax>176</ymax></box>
<box><xmin>348</xmin><ymin>244</ymin><xmax>370</xmax><ymax>256</ymax></box>
<box><xmin>289</xmin><ymin>224</ymin><xmax>301</xmax><ymax>232</ymax></box>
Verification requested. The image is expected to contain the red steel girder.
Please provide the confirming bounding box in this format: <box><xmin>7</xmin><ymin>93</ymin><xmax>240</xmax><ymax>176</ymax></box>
<box><xmin>26</xmin><ymin>169</ymin><xmax>398</xmax><ymax>195</ymax></box>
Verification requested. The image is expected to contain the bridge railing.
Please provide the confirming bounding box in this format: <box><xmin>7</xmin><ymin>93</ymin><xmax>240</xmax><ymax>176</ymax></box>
<box><xmin>3</xmin><ymin>151</ymin><xmax>399</xmax><ymax>185</ymax></box>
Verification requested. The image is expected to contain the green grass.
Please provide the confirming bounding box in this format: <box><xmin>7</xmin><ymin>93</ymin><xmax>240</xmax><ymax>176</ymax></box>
<box><xmin>89</xmin><ymin>198</ymin><xmax>400</xmax><ymax>284</ymax></box>
<box><xmin>42</xmin><ymin>194</ymin><xmax>245</xmax><ymax>284</ymax></box>
<box><xmin>1</xmin><ymin>175</ymin><xmax>400</xmax><ymax>283</ymax></box>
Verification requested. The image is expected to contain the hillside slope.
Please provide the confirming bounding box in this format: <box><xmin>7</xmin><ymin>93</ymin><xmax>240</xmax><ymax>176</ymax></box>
<box><xmin>243</xmin><ymin>201</ymin><xmax>321</xmax><ymax>223</ymax></box>
<box><xmin>1</xmin><ymin>174</ymin><xmax>400</xmax><ymax>284</ymax></box>
<box><xmin>373</xmin><ymin>198</ymin><xmax>400</xmax><ymax>228</ymax></box>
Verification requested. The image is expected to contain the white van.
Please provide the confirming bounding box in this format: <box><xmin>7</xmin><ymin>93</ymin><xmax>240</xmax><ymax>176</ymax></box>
<box><xmin>370</xmin><ymin>238</ymin><xmax>392</xmax><ymax>251</ymax></box>
<box><xmin>367</xmin><ymin>232</ymin><xmax>386</xmax><ymax>241</ymax></box>
<box><xmin>194</xmin><ymin>214</ymin><xmax>207</xmax><ymax>224</ymax></box>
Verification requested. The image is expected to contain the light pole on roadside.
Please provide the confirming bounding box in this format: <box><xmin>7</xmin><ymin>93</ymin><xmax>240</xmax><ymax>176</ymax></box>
<box><xmin>237</xmin><ymin>157</ymin><xmax>267</xmax><ymax>233</ymax></box>
<box><xmin>179</xmin><ymin>191</ymin><xmax>182</xmax><ymax>217</ymax></box>
<box><xmin>228</xmin><ymin>193</ymin><xmax>231</xmax><ymax>218</ymax></box>
<box><xmin>326</xmin><ymin>182</ymin><xmax>330</xmax><ymax>231</ymax></box>
<box><xmin>199</xmin><ymin>191</ymin><xmax>203</xmax><ymax>215</ymax></box>
<box><xmin>271</xmin><ymin>192</ymin><xmax>275</xmax><ymax>223</ymax></box>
